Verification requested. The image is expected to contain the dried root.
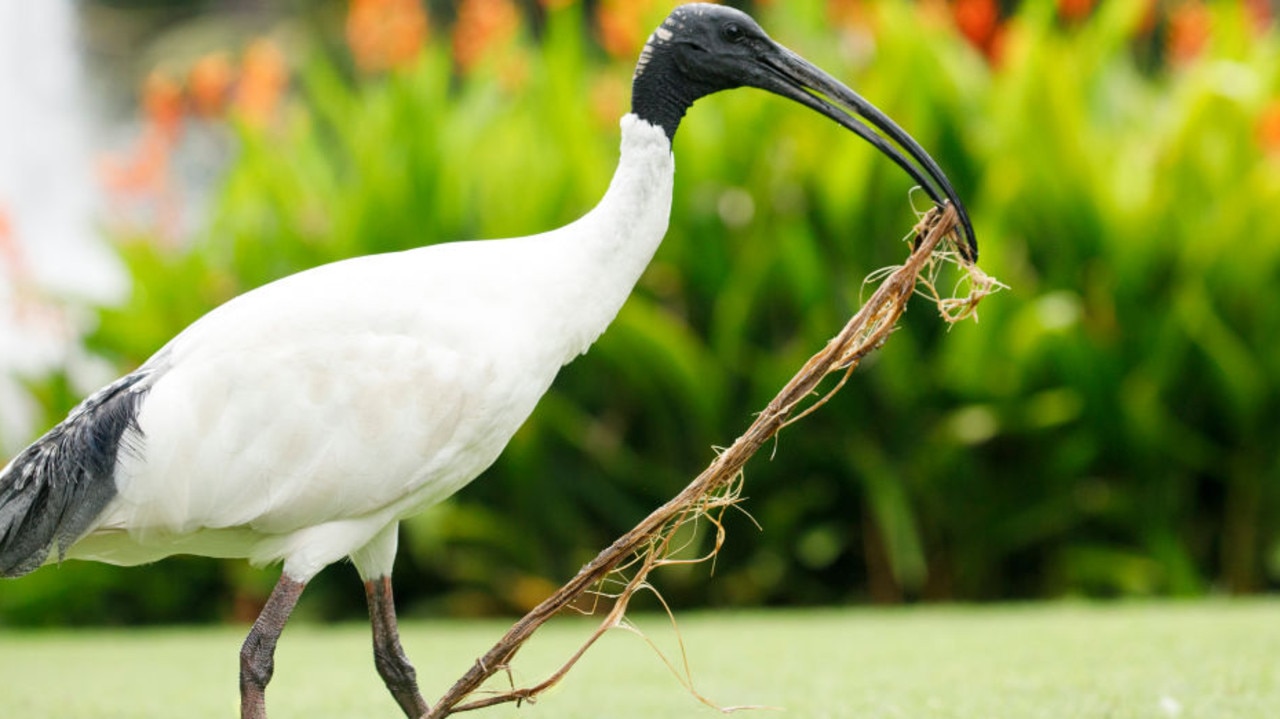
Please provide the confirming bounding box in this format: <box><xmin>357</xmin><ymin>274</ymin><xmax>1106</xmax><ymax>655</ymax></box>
<box><xmin>424</xmin><ymin>203</ymin><xmax>999</xmax><ymax>718</ymax></box>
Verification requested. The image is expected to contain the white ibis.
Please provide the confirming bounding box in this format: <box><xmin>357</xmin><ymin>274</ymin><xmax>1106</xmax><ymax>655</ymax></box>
<box><xmin>0</xmin><ymin>4</ymin><xmax>975</xmax><ymax>718</ymax></box>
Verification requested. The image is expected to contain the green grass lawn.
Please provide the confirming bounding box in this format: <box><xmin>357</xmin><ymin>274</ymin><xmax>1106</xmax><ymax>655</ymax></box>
<box><xmin>2</xmin><ymin>600</ymin><xmax>1277</xmax><ymax>718</ymax></box>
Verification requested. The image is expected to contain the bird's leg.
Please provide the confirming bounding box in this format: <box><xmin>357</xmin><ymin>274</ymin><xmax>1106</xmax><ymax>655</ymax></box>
<box><xmin>365</xmin><ymin>575</ymin><xmax>430</xmax><ymax>718</ymax></box>
<box><xmin>240</xmin><ymin>574</ymin><xmax>306</xmax><ymax>719</ymax></box>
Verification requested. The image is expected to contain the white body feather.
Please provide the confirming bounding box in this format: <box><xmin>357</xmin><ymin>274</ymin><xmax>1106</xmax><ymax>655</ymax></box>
<box><xmin>67</xmin><ymin>115</ymin><xmax>674</xmax><ymax>582</ymax></box>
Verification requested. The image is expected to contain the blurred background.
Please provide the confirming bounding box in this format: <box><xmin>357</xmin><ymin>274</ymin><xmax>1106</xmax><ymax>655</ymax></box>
<box><xmin>0</xmin><ymin>0</ymin><xmax>1277</xmax><ymax>626</ymax></box>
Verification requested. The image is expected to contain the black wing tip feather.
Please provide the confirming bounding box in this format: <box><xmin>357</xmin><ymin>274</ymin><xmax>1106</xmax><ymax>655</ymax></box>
<box><xmin>0</xmin><ymin>371</ymin><xmax>152</xmax><ymax>578</ymax></box>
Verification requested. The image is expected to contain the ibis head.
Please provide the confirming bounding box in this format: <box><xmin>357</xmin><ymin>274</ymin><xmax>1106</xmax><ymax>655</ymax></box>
<box><xmin>631</xmin><ymin>3</ymin><xmax>977</xmax><ymax>260</ymax></box>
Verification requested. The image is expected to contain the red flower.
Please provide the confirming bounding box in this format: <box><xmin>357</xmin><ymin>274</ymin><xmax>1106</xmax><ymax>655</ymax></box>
<box><xmin>953</xmin><ymin>0</ymin><xmax>1003</xmax><ymax>63</ymax></box>
<box><xmin>1246</xmin><ymin>0</ymin><xmax>1272</xmax><ymax>34</ymax></box>
<box><xmin>1058</xmin><ymin>0</ymin><xmax>1093</xmax><ymax>23</ymax></box>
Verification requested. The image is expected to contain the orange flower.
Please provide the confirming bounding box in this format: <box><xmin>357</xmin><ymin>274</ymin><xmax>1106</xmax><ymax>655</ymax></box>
<box><xmin>98</xmin><ymin>66</ymin><xmax>193</xmax><ymax>240</ymax></box>
<box><xmin>596</xmin><ymin>0</ymin><xmax>654</xmax><ymax>61</ymax></box>
<box><xmin>98</xmin><ymin>129</ymin><xmax>171</xmax><ymax>195</ymax></box>
<box><xmin>1058</xmin><ymin>0</ymin><xmax>1093</xmax><ymax>23</ymax></box>
<box><xmin>97</xmin><ymin>122</ymin><xmax>182</xmax><ymax>240</ymax></box>
<box><xmin>1258</xmin><ymin>100</ymin><xmax>1280</xmax><ymax>156</ymax></box>
<box><xmin>828</xmin><ymin>0</ymin><xmax>871</xmax><ymax>31</ymax></box>
<box><xmin>189</xmin><ymin>52</ymin><xmax>235</xmax><ymax>117</ymax></box>
<box><xmin>1168</xmin><ymin>1</ymin><xmax>1211</xmax><ymax>66</ymax></box>
<box><xmin>346</xmin><ymin>0</ymin><xmax>429</xmax><ymax>73</ymax></box>
<box><xmin>953</xmin><ymin>0</ymin><xmax>1001</xmax><ymax>62</ymax></box>
<box><xmin>453</xmin><ymin>0</ymin><xmax>521</xmax><ymax>74</ymax></box>
<box><xmin>915</xmin><ymin>0</ymin><xmax>954</xmax><ymax>31</ymax></box>
<box><xmin>234</xmin><ymin>39</ymin><xmax>289</xmax><ymax>127</ymax></box>
<box><xmin>142</xmin><ymin>69</ymin><xmax>184</xmax><ymax>140</ymax></box>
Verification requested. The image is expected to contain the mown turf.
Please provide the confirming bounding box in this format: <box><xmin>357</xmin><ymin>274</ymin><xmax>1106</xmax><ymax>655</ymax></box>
<box><xmin>2</xmin><ymin>600</ymin><xmax>1277</xmax><ymax>718</ymax></box>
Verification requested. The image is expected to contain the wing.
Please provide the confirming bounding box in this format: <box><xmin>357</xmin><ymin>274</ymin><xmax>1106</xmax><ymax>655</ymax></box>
<box><xmin>102</xmin><ymin>243</ymin><xmax>567</xmax><ymax>537</ymax></box>
<box><xmin>0</xmin><ymin>367</ymin><xmax>157</xmax><ymax>576</ymax></box>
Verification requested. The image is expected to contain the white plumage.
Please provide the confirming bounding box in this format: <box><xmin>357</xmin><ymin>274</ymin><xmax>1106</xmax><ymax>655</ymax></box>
<box><xmin>69</xmin><ymin>114</ymin><xmax>673</xmax><ymax>580</ymax></box>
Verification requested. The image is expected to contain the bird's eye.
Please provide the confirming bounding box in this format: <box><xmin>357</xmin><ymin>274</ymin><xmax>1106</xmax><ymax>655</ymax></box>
<box><xmin>721</xmin><ymin>22</ymin><xmax>746</xmax><ymax>43</ymax></box>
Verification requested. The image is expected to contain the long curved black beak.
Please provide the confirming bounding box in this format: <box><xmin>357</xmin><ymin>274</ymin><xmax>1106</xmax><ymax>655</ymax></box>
<box><xmin>751</xmin><ymin>45</ymin><xmax>977</xmax><ymax>261</ymax></box>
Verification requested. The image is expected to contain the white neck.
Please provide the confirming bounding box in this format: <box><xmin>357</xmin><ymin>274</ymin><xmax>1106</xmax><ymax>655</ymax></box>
<box><xmin>546</xmin><ymin>114</ymin><xmax>675</xmax><ymax>361</ymax></box>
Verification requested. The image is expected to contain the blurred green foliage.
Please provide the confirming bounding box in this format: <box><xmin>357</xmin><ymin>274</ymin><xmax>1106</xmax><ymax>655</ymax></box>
<box><xmin>4</xmin><ymin>0</ymin><xmax>1280</xmax><ymax>625</ymax></box>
